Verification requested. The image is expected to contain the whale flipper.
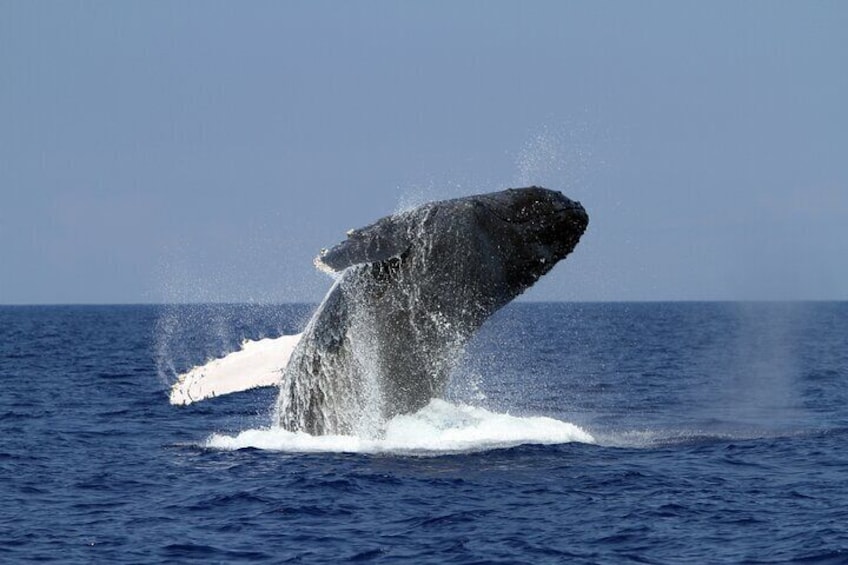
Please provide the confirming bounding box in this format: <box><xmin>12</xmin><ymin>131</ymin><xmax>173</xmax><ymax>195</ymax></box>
<box><xmin>169</xmin><ymin>333</ymin><xmax>302</xmax><ymax>405</ymax></box>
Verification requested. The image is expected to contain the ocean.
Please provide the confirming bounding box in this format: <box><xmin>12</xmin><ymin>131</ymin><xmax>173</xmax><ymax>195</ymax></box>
<box><xmin>1</xmin><ymin>302</ymin><xmax>846</xmax><ymax>563</ymax></box>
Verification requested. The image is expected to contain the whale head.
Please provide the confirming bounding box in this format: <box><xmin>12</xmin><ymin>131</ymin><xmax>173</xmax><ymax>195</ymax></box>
<box><xmin>476</xmin><ymin>186</ymin><xmax>588</xmax><ymax>292</ymax></box>
<box><xmin>315</xmin><ymin>186</ymin><xmax>587</xmax><ymax>306</ymax></box>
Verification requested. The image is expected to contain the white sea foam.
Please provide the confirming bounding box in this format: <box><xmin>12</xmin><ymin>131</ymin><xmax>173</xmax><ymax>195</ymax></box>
<box><xmin>206</xmin><ymin>399</ymin><xmax>595</xmax><ymax>455</ymax></box>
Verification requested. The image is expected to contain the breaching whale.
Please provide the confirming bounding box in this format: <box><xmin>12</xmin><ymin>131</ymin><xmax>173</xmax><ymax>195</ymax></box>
<box><xmin>170</xmin><ymin>186</ymin><xmax>588</xmax><ymax>436</ymax></box>
<box><xmin>275</xmin><ymin>186</ymin><xmax>588</xmax><ymax>435</ymax></box>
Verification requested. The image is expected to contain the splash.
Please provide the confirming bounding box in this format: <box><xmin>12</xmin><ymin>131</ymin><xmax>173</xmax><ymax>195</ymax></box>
<box><xmin>209</xmin><ymin>399</ymin><xmax>595</xmax><ymax>455</ymax></box>
<box><xmin>513</xmin><ymin>124</ymin><xmax>593</xmax><ymax>191</ymax></box>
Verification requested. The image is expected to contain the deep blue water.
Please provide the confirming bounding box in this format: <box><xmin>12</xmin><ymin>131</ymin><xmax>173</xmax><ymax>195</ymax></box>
<box><xmin>2</xmin><ymin>302</ymin><xmax>847</xmax><ymax>563</ymax></box>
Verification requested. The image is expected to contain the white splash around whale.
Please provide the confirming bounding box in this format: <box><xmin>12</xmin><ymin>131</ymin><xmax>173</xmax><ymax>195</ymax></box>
<box><xmin>205</xmin><ymin>398</ymin><xmax>595</xmax><ymax>455</ymax></box>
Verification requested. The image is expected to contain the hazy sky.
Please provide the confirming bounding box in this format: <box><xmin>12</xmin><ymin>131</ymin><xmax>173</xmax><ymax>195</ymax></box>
<box><xmin>2</xmin><ymin>1</ymin><xmax>846</xmax><ymax>304</ymax></box>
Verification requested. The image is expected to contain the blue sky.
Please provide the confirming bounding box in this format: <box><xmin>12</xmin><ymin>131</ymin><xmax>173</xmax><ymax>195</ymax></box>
<box><xmin>1</xmin><ymin>1</ymin><xmax>846</xmax><ymax>304</ymax></box>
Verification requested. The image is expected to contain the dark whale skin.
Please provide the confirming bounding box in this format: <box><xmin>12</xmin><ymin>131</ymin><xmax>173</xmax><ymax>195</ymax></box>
<box><xmin>275</xmin><ymin>186</ymin><xmax>588</xmax><ymax>435</ymax></box>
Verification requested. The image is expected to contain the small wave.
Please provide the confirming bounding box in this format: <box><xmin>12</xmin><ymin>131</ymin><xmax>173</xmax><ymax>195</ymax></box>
<box><xmin>205</xmin><ymin>399</ymin><xmax>595</xmax><ymax>455</ymax></box>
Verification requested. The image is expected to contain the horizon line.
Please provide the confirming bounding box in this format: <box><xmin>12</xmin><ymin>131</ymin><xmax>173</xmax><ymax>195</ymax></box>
<box><xmin>1</xmin><ymin>299</ymin><xmax>846</xmax><ymax>307</ymax></box>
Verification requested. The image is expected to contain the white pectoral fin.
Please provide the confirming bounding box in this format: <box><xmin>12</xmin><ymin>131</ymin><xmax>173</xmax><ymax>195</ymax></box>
<box><xmin>169</xmin><ymin>333</ymin><xmax>303</xmax><ymax>405</ymax></box>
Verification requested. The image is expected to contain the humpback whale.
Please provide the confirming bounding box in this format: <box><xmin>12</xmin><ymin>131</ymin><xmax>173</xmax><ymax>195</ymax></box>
<box><xmin>275</xmin><ymin>186</ymin><xmax>588</xmax><ymax>435</ymax></box>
